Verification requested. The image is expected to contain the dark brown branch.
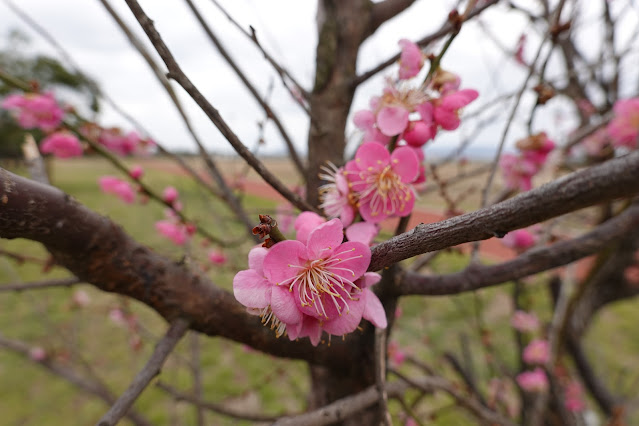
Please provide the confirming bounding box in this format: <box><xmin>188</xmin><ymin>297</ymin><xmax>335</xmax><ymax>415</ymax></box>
<box><xmin>0</xmin><ymin>333</ymin><xmax>152</xmax><ymax>426</ymax></box>
<box><xmin>369</xmin><ymin>151</ymin><xmax>639</xmax><ymax>271</ymax></box>
<box><xmin>0</xmin><ymin>168</ymin><xmax>353</xmax><ymax>367</ymax></box>
<box><xmin>397</xmin><ymin>202</ymin><xmax>639</xmax><ymax>295</ymax></box>
<box><xmin>0</xmin><ymin>277</ymin><xmax>81</xmax><ymax>292</ymax></box>
<box><xmin>353</xmin><ymin>0</ymin><xmax>499</xmax><ymax>87</ymax></box>
<box><xmin>97</xmin><ymin>318</ymin><xmax>190</xmax><ymax>426</ymax></box>
<box><xmin>183</xmin><ymin>0</ymin><xmax>306</xmax><ymax>178</ymax></box>
<box><xmin>157</xmin><ymin>382</ymin><xmax>281</xmax><ymax>422</ymax></box>
<box><xmin>123</xmin><ymin>0</ymin><xmax>318</xmax><ymax>214</ymax></box>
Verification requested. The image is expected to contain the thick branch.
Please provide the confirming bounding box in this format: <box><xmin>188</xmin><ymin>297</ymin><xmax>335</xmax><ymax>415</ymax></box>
<box><xmin>369</xmin><ymin>0</ymin><xmax>417</xmax><ymax>34</ymax></box>
<box><xmin>398</xmin><ymin>202</ymin><xmax>639</xmax><ymax>295</ymax></box>
<box><xmin>0</xmin><ymin>168</ymin><xmax>353</xmax><ymax>367</ymax></box>
<box><xmin>370</xmin><ymin>151</ymin><xmax>639</xmax><ymax>271</ymax></box>
<box><xmin>97</xmin><ymin>318</ymin><xmax>190</xmax><ymax>426</ymax></box>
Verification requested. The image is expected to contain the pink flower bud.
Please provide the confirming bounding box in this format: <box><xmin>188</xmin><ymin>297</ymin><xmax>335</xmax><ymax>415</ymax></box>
<box><xmin>162</xmin><ymin>186</ymin><xmax>179</xmax><ymax>204</ymax></box>
<box><xmin>129</xmin><ymin>165</ymin><xmax>144</xmax><ymax>180</ymax></box>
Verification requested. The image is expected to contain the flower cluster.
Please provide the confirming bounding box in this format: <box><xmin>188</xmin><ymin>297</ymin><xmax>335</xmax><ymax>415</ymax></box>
<box><xmin>233</xmin><ymin>215</ymin><xmax>387</xmax><ymax>345</ymax></box>
<box><xmin>607</xmin><ymin>97</ymin><xmax>639</xmax><ymax>149</ymax></box>
<box><xmin>80</xmin><ymin>123</ymin><xmax>155</xmax><ymax>156</ymax></box>
<box><xmin>500</xmin><ymin>132</ymin><xmax>555</xmax><ymax>192</ymax></box>
<box><xmin>2</xmin><ymin>92</ymin><xmax>64</xmax><ymax>132</ymax></box>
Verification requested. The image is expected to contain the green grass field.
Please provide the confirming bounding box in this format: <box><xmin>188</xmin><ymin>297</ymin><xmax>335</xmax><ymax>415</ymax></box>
<box><xmin>0</xmin><ymin>156</ymin><xmax>638</xmax><ymax>425</ymax></box>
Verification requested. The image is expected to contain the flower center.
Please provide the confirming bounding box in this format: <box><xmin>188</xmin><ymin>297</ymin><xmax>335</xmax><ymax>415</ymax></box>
<box><xmin>281</xmin><ymin>250</ymin><xmax>362</xmax><ymax>319</ymax></box>
<box><xmin>354</xmin><ymin>165</ymin><xmax>413</xmax><ymax>217</ymax></box>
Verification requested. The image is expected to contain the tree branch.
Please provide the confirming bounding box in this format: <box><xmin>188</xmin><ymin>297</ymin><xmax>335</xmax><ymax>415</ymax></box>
<box><xmin>369</xmin><ymin>0</ymin><xmax>417</xmax><ymax>34</ymax></box>
<box><xmin>97</xmin><ymin>318</ymin><xmax>190</xmax><ymax>426</ymax></box>
<box><xmin>370</xmin><ymin>151</ymin><xmax>639</xmax><ymax>271</ymax></box>
<box><xmin>397</xmin><ymin>202</ymin><xmax>639</xmax><ymax>295</ymax></box>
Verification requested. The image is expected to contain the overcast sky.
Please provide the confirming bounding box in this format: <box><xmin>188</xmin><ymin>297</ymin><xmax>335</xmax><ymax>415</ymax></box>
<box><xmin>0</xmin><ymin>0</ymin><xmax>637</xmax><ymax>159</ymax></box>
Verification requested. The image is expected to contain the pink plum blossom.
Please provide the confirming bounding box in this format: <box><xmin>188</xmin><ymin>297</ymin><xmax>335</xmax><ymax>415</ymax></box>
<box><xmin>388</xmin><ymin>340</ymin><xmax>407</xmax><ymax>367</ymax></box>
<box><xmin>109</xmin><ymin>308</ymin><xmax>127</xmax><ymax>327</ymax></box>
<box><xmin>2</xmin><ymin>92</ymin><xmax>64</xmax><ymax>131</ymax></box>
<box><xmin>500</xmin><ymin>153</ymin><xmax>536</xmax><ymax>192</ymax></box>
<box><xmin>345</xmin><ymin>222</ymin><xmax>379</xmax><ymax>246</ymax></box>
<box><xmin>346</xmin><ymin>142</ymin><xmax>419</xmax><ymax>223</ymax></box>
<box><xmin>130</xmin><ymin>165</ymin><xmax>144</xmax><ymax>180</ymax></box>
<box><xmin>398</xmin><ymin>39</ymin><xmax>424</xmax><ymax>80</ymax></box>
<box><xmin>162</xmin><ymin>186</ymin><xmax>179</xmax><ymax>204</ymax></box>
<box><xmin>432</xmin><ymin>89</ymin><xmax>479</xmax><ymax>131</ymax></box>
<box><xmin>514</xmin><ymin>34</ymin><xmax>527</xmax><ymax>66</ymax></box>
<box><xmin>607</xmin><ymin>97</ymin><xmax>639</xmax><ymax>149</ymax></box>
<box><xmin>502</xmin><ymin>228</ymin><xmax>537</xmax><ymax>251</ymax></box>
<box><xmin>564</xmin><ymin>381</ymin><xmax>586</xmax><ymax>412</ymax></box>
<box><xmin>29</xmin><ymin>346</ymin><xmax>47</xmax><ymax>362</ymax></box>
<box><xmin>155</xmin><ymin>220</ymin><xmax>190</xmax><ymax>246</ymax></box>
<box><xmin>511</xmin><ymin>310</ymin><xmax>540</xmax><ymax>333</ymax></box>
<box><xmin>319</xmin><ymin>163</ymin><xmax>357</xmax><ymax>226</ymax></box>
<box><xmin>98</xmin><ymin>176</ymin><xmax>136</xmax><ymax>204</ymax></box>
<box><xmin>40</xmin><ymin>132</ymin><xmax>83</xmax><ymax>158</ymax></box>
<box><xmin>523</xmin><ymin>339</ymin><xmax>550</xmax><ymax>365</ymax></box>
<box><xmin>402</xmin><ymin>120</ymin><xmax>436</xmax><ymax>147</ymax></box>
<box><xmin>353</xmin><ymin>109</ymin><xmax>390</xmax><ymax>145</ymax></box>
<box><xmin>516</xmin><ymin>368</ymin><xmax>549</xmax><ymax>392</ymax></box>
<box><xmin>208</xmin><ymin>250</ymin><xmax>227</xmax><ymax>265</ymax></box>
<box><xmin>71</xmin><ymin>289</ymin><xmax>91</xmax><ymax>308</ymax></box>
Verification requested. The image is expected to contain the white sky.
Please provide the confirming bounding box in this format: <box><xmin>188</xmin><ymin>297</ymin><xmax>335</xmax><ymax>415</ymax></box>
<box><xmin>0</xmin><ymin>0</ymin><xmax>637</xmax><ymax>159</ymax></box>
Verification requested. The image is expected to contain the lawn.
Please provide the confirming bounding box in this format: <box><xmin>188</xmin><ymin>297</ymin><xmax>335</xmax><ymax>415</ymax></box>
<box><xmin>0</xmin><ymin>156</ymin><xmax>637</xmax><ymax>425</ymax></box>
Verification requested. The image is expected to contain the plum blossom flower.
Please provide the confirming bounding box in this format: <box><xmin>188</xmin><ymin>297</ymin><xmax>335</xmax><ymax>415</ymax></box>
<box><xmin>353</xmin><ymin>109</ymin><xmax>391</xmax><ymax>145</ymax></box>
<box><xmin>398</xmin><ymin>39</ymin><xmax>424</xmax><ymax>80</ymax></box>
<box><xmin>564</xmin><ymin>381</ymin><xmax>586</xmax><ymax>412</ymax></box>
<box><xmin>523</xmin><ymin>339</ymin><xmax>550</xmax><ymax>365</ymax></box>
<box><xmin>607</xmin><ymin>97</ymin><xmax>639</xmax><ymax>149</ymax></box>
<box><xmin>162</xmin><ymin>186</ymin><xmax>179</xmax><ymax>204</ymax></box>
<box><xmin>130</xmin><ymin>165</ymin><xmax>144</xmax><ymax>180</ymax></box>
<box><xmin>516</xmin><ymin>368</ymin><xmax>549</xmax><ymax>392</ymax></box>
<box><xmin>502</xmin><ymin>228</ymin><xmax>537</xmax><ymax>251</ymax></box>
<box><xmin>432</xmin><ymin>89</ymin><xmax>479</xmax><ymax>131</ymax></box>
<box><xmin>40</xmin><ymin>131</ymin><xmax>83</xmax><ymax>158</ymax></box>
<box><xmin>155</xmin><ymin>220</ymin><xmax>191</xmax><ymax>246</ymax></box>
<box><xmin>29</xmin><ymin>346</ymin><xmax>47</xmax><ymax>362</ymax></box>
<box><xmin>511</xmin><ymin>310</ymin><xmax>540</xmax><ymax>333</ymax></box>
<box><xmin>500</xmin><ymin>153</ymin><xmax>536</xmax><ymax>192</ymax></box>
<box><xmin>98</xmin><ymin>176</ymin><xmax>136</xmax><ymax>204</ymax></box>
<box><xmin>208</xmin><ymin>250</ymin><xmax>227</xmax><ymax>265</ymax></box>
<box><xmin>346</xmin><ymin>142</ymin><xmax>419</xmax><ymax>223</ymax></box>
<box><xmin>319</xmin><ymin>163</ymin><xmax>357</xmax><ymax>226</ymax></box>
<box><xmin>2</xmin><ymin>92</ymin><xmax>64</xmax><ymax>131</ymax></box>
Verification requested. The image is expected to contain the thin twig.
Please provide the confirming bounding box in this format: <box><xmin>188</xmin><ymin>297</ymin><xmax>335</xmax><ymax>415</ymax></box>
<box><xmin>374</xmin><ymin>327</ymin><xmax>392</xmax><ymax>425</ymax></box>
<box><xmin>123</xmin><ymin>0</ymin><xmax>319</xmax><ymax>214</ymax></box>
<box><xmin>97</xmin><ymin>318</ymin><xmax>190</xmax><ymax>426</ymax></box>
<box><xmin>0</xmin><ymin>277</ymin><xmax>81</xmax><ymax>292</ymax></box>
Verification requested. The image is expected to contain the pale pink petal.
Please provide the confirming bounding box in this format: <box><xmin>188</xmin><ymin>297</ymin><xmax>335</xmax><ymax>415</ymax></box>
<box><xmin>233</xmin><ymin>270</ymin><xmax>271</xmax><ymax>309</ymax></box>
<box><xmin>322</xmin><ymin>296</ymin><xmax>366</xmax><ymax>335</ymax></box>
<box><xmin>353</xmin><ymin>109</ymin><xmax>376</xmax><ymax>130</ymax></box>
<box><xmin>390</xmin><ymin>146</ymin><xmax>420</xmax><ymax>183</ymax></box>
<box><xmin>248</xmin><ymin>246</ymin><xmax>269</xmax><ymax>275</ymax></box>
<box><xmin>398</xmin><ymin>39</ymin><xmax>423</xmax><ymax>80</ymax></box>
<box><xmin>416</xmin><ymin>102</ymin><xmax>434</xmax><ymax>122</ymax></box>
<box><xmin>263</xmin><ymin>240</ymin><xmax>307</xmax><ymax>284</ymax></box>
<box><xmin>300</xmin><ymin>316</ymin><xmax>322</xmax><ymax>346</ymax></box>
<box><xmin>328</xmin><ymin>241</ymin><xmax>371</xmax><ymax>281</ymax></box>
<box><xmin>377</xmin><ymin>106</ymin><xmax>410</xmax><ymax>136</ymax></box>
<box><xmin>434</xmin><ymin>107</ymin><xmax>461</xmax><ymax>130</ymax></box>
<box><xmin>363</xmin><ymin>289</ymin><xmax>387</xmax><ymax>328</ymax></box>
<box><xmin>294</xmin><ymin>211</ymin><xmax>326</xmax><ymax>244</ymax></box>
<box><xmin>345</xmin><ymin>222</ymin><xmax>378</xmax><ymax>245</ymax></box>
<box><xmin>358</xmin><ymin>272</ymin><xmax>382</xmax><ymax>290</ymax></box>
<box><xmin>353</xmin><ymin>142</ymin><xmax>390</xmax><ymax>172</ymax></box>
<box><xmin>306</xmin><ymin>218</ymin><xmax>344</xmax><ymax>259</ymax></box>
<box><xmin>270</xmin><ymin>285</ymin><xmax>302</xmax><ymax>325</ymax></box>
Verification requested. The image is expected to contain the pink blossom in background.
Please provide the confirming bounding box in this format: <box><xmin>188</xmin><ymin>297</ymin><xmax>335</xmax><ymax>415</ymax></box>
<box><xmin>353</xmin><ymin>109</ymin><xmax>390</xmax><ymax>145</ymax></box>
<box><xmin>388</xmin><ymin>340</ymin><xmax>407</xmax><ymax>367</ymax></box>
<box><xmin>155</xmin><ymin>220</ymin><xmax>189</xmax><ymax>246</ymax></box>
<box><xmin>511</xmin><ymin>310</ymin><xmax>540</xmax><ymax>332</ymax></box>
<box><xmin>607</xmin><ymin>97</ymin><xmax>639</xmax><ymax>149</ymax></box>
<box><xmin>373</xmin><ymin>78</ymin><xmax>429</xmax><ymax>136</ymax></box>
<box><xmin>581</xmin><ymin>128</ymin><xmax>610</xmax><ymax>157</ymax></box>
<box><xmin>108</xmin><ymin>308</ymin><xmax>127</xmax><ymax>327</ymax></box>
<box><xmin>397</xmin><ymin>39</ymin><xmax>424</xmax><ymax>80</ymax></box>
<box><xmin>514</xmin><ymin>34</ymin><xmax>527</xmax><ymax>65</ymax></box>
<box><xmin>129</xmin><ymin>165</ymin><xmax>144</xmax><ymax>180</ymax></box>
<box><xmin>523</xmin><ymin>339</ymin><xmax>550</xmax><ymax>365</ymax></box>
<box><xmin>1</xmin><ymin>92</ymin><xmax>64</xmax><ymax>131</ymax></box>
<box><xmin>502</xmin><ymin>228</ymin><xmax>537</xmax><ymax>251</ymax></box>
<box><xmin>275</xmin><ymin>202</ymin><xmax>295</xmax><ymax>234</ymax></box>
<box><xmin>294</xmin><ymin>211</ymin><xmax>327</xmax><ymax>245</ymax></box>
<box><xmin>345</xmin><ymin>222</ymin><xmax>379</xmax><ymax>246</ymax></box>
<box><xmin>564</xmin><ymin>381</ymin><xmax>586</xmax><ymax>412</ymax></box>
<box><xmin>29</xmin><ymin>346</ymin><xmax>47</xmax><ymax>362</ymax></box>
<box><xmin>430</xmin><ymin>69</ymin><xmax>461</xmax><ymax>95</ymax></box>
<box><xmin>499</xmin><ymin>153</ymin><xmax>536</xmax><ymax>192</ymax></box>
<box><xmin>71</xmin><ymin>289</ymin><xmax>91</xmax><ymax>308</ymax></box>
<box><xmin>162</xmin><ymin>186</ymin><xmax>179</xmax><ymax>204</ymax></box>
<box><xmin>624</xmin><ymin>265</ymin><xmax>639</xmax><ymax>285</ymax></box>
<box><xmin>96</xmin><ymin>127</ymin><xmax>153</xmax><ymax>156</ymax></box>
<box><xmin>40</xmin><ymin>132</ymin><xmax>83</xmax><ymax>158</ymax></box>
<box><xmin>98</xmin><ymin>176</ymin><xmax>136</xmax><ymax>204</ymax></box>
<box><xmin>208</xmin><ymin>250</ymin><xmax>227</xmax><ymax>265</ymax></box>
<box><xmin>577</xmin><ymin>98</ymin><xmax>596</xmax><ymax>118</ymax></box>
<box><xmin>319</xmin><ymin>163</ymin><xmax>357</xmax><ymax>226</ymax></box>
<box><xmin>516</xmin><ymin>368</ymin><xmax>549</xmax><ymax>392</ymax></box>
<box><xmin>432</xmin><ymin>89</ymin><xmax>479</xmax><ymax>131</ymax></box>
<box><xmin>346</xmin><ymin>142</ymin><xmax>419</xmax><ymax>223</ymax></box>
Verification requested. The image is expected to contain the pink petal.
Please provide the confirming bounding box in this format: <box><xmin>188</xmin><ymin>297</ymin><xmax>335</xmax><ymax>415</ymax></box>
<box><xmin>402</xmin><ymin>121</ymin><xmax>435</xmax><ymax>147</ymax></box>
<box><xmin>377</xmin><ymin>106</ymin><xmax>409</xmax><ymax>136</ymax></box>
<box><xmin>263</xmin><ymin>240</ymin><xmax>307</xmax><ymax>285</ymax></box>
<box><xmin>353</xmin><ymin>142</ymin><xmax>390</xmax><ymax>172</ymax></box>
<box><xmin>294</xmin><ymin>211</ymin><xmax>326</xmax><ymax>244</ymax></box>
<box><xmin>306</xmin><ymin>218</ymin><xmax>344</xmax><ymax>259</ymax></box>
<box><xmin>300</xmin><ymin>316</ymin><xmax>322</xmax><ymax>346</ymax></box>
<box><xmin>358</xmin><ymin>272</ymin><xmax>382</xmax><ymax>290</ymax></box>
<box><xmin>353</xmin><ymin>109</ymin><xmax>376</xmax><ymax>130</ymax></box>
<box><xmin>233</xmin><ymin>269</ymin><xmax>271</xmax><ymax>309</ymax></box>
<box><xmin>248</xmin><ymin>246</ymin><xmax>269</xmax><ymax>276</ymax></box>
<box><xmin>270</xmin><ymin>285</ymin><xmax>302</xmax><ymax>325</ymax></box>
<box><xmin>363</xmin><ymin>289</ymin><xmax>387</xmax><ymax>328</ymax></box>
<box><xmin>416</xmin><ymin>102</ymin><xmax>434</xmax><ymax>122</ymax></box>
<box><xmin>358</xmin><ymin>201</ymin><xmax>390</xmax><ymax>223</ymax></box>
<box><xmin>322</xmin><ymin>296</ymin><xmax>366</xmax><ymax>335</ymax></box>
<box><xmin>390</xmin><ymin>147</ymin><xmax>420</xmax><ymax>183</ymax></box>
<box><xmin>434</xmin><ymin>107</ymin><xmax>460</xmax><ymax>130</ymax></box>
<box><xmin>345</xmin><ymin>222</ymin><xmax>378</xmax><ymax>245</ymax></box>
<box><xmin>327</xmin><ymin>241</ymin><xmax>371</xmax><ymax>281</ymax></box>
